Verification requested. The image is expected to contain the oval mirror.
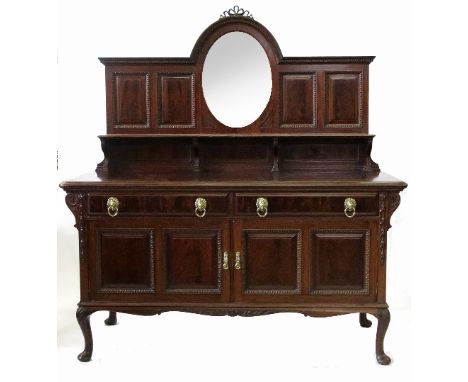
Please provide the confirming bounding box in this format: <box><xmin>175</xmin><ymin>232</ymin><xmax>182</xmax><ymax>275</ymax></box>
<box><xmin>202</xmin><ymin>32</ymin><xmax>272</xmax><ymax>128</ymax></box>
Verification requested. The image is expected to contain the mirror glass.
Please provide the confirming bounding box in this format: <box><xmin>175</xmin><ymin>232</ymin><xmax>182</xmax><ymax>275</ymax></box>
<box><xmin>202</xmin><ymin>32</ymin><xmax>272</xmax><ymax>128</ymax></box>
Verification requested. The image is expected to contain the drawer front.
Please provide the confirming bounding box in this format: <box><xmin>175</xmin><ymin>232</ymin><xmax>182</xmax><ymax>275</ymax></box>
<box><xmin>88</xmin><ymin>193</ymin><xmax>231</xmax><ymax>217</ymax></box>
<box><xmin>235</xmin><ymin>193</ymin><xmax>378</xmax><ymax>217</ymax></box>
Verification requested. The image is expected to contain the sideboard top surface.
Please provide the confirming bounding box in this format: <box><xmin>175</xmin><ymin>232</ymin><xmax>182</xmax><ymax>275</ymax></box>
<box><xmin>60</xmin><ymin>170</ymin><xmax>406</xmax><ymax>191</ymax></box>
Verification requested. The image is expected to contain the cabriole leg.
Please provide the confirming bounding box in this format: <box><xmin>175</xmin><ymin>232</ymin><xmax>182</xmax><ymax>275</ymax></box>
<box><xmin>359</xmin><ymin>313</ymin><xmax>372</xmax><ymax>328</ymax></box>
<box><xmin>76</xmin><ymin>307</ymin><xmax>95</xmax><ymax>362</ymax></box>
<box><xmin>375</xmin><ymin>308</ymin><xmax>391</xmax><ymax>365</ymax></box>
<box><xmin>104</xmin><ymin>311</ymin><xmax>117</xmax><ymax>326</ymax></box>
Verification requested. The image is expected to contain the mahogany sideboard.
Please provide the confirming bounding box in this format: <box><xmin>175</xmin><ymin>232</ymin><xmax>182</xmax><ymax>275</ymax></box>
<box><xmin>60</xmin><ymin>7</ymin><xmax>407</xmax><ymax>365</ymax></box>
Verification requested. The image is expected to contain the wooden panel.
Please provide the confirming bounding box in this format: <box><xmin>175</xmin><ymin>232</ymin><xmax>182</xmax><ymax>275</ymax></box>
<box><xmin>113</xmin><ymin>73</ymin><xmax>150</xmax><ymax>128</ymax></box>
<box><xmin>235</xmin><ymin>193</ymin><xmax>378</xmax><ymax>216</ymax></box>
<box><xmin>161</xmin><ymin>229</ymin><xmax>222</xmax><ymax>293</ymax></box>
<box><xmin>96</xmin><ymin>228</ymin><xmax>154</xmax><ymax>293</ymax></box>
<box><xmin>309</xmin><ymin>229</ymin><xmax>369</xmax><ymax>295</ymax></box>
<box><xmin>325</xmin><ymin>72</ymin><xmax>362</xmax><ymax>128</ymax></box>
<box><xmin>88</xmin><ymin>193</ymin><xmax>230</xmax><ymax>216</ymax></box>
<box><xmin>159</xmin><ymin>74</ymin><xmax>194</xmax><ymax>128</ymax></box>
<box><xmin>239</xmin><ymin>229</ymin><xmax>301</xmax><ymax>295</ymax></box>
<box><xmin>280</xmin><ymin>73</ymin><xmax>316</xmax><ymax>128</ymax></box>
<box><xmin>198</xmin><ymin>137</ymin><xmax>273</xmax><ymax>171</ymax></box>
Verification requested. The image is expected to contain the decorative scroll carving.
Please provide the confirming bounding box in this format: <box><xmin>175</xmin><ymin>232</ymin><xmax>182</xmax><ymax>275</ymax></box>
<box><xmin>387</xmin><ymin>193</ymin><xmax>401</xmax><ymax>229</ymax></box>
<box><xmin>379</xmin><ymin>193</ymin><xmax>387</xmax><ymax>265</ymax></box>
<box><xmin>65</xmin><ymin>193</ymin><xmax>87</xmax><ymax>263</ymax></box>
<box><xmin>379</xmin><ymin>192</ymin><xmax>402</xmax><ymax>265</ymax></box>
<box><xmin>302</xmin><ymin>311</ymin><xmax>351</xmax><ymax>318</ymax></box>
<box><xmin>78</xmin><ymin>306</ymin><xmax>377</xmax><ymax>319</ymax></box>
<box><xmin>220</xmin><ymin>5</ymin><xmax>253</xmax><ymax>19</ymax></box>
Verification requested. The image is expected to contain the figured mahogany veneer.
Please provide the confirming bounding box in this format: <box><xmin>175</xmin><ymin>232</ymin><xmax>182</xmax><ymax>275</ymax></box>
<box><xmin>61</xmin><ymin>11</ymin><xmax>406</xmax><ymax>366</ymax></box>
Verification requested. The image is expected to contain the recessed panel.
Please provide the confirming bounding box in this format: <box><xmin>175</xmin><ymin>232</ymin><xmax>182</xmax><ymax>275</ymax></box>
<box><xmin>159</xmin><ymin>74</ymin><xmax>194</xmax><ymax>128</ymax></box>
<box><xmin>162</xmin><ymin>229</ymin><xmax>221</xmax><ymax>293</ymax></box>
<box><xmin>325</xmin><ymin>73</ymin><xmax>362</xmax><ymax>128</ymax></box>
<box><xmin>242</xmin><ymin>230</ymin><xmax>301</xmax><ymax>294</ymax></box>
<box><xmin>97</xmin><ymin>228</ymin><xmax>154</xmax><ymax>292</ymax></box>
<box><xmin>310</xmin><ymin>229</ymin><xmax>369</xmax><ymax>294</ymax></box>
<box><xmin>113</xmin><ymin>73</ymin><xmax>150</xmax><ymax>128</ymax></box>
<box><xmin>280</xmin><ymin>74</ymin><xmax>316</xmax><ymax>128</ymax></box>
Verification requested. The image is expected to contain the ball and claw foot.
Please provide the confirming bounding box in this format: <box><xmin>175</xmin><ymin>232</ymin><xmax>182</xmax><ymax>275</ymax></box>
<box><xmin>359</xmin><ymin>313</ymin><xmax>372</xmax><ymax>328</ymax></box>
<box><xmin>104</xmin><ymin>311</ymin><xmax>117</xmax><ymax>326</ymax></box>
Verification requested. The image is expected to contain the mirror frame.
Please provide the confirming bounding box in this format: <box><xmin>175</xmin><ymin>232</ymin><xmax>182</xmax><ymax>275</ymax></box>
<box><xmin>192</xmin><ymin>17</ymin><xmax>282</xmax><ymax>133</ymax></box>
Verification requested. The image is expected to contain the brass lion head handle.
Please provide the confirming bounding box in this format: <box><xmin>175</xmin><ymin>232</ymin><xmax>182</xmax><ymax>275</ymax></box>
<box><xmin>256</xmin><ymin>197</ymin><xmax>268</xmax><ymax>218</ymax></box>
<box><xmin>195</xmin><ymin>197</ymin><xmax>207</xmax><ymax>218</ymax></box>
<box><xmin>344</xmin><ymin>197</ymin><xmax>356</xmax><ymax>218</ymax></box>
<box><xmin>107</xmin><ymin>197</ymin><xmax>119</xmax><ymax>217</ymax></box>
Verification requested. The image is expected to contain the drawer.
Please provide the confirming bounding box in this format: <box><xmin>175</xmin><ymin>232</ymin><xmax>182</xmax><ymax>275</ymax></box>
<box><xmin>235</xmin><ymin>193</ymin><xmax>378</xmax><ymax>217</ymax></box>
<box><xmin>88</xmin><ymin>193</ymin><xmax>231</xmax><ymax>217</ymax></box>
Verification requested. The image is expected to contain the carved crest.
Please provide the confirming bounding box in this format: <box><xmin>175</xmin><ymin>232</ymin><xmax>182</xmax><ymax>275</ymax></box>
<box><xmin>220</xmin><ymin>5</ymin><xmax>253</xmax><ymax>19</ymax></box>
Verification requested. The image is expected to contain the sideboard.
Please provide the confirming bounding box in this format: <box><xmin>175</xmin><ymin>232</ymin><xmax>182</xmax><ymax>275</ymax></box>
<box><xmin>60</xmin><ymin>6</ymin><xmax>407</xmax><ymax>365</ymax></box>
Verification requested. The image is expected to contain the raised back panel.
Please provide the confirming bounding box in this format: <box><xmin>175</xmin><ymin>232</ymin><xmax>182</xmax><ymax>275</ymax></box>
<box><xmin>101</xmin><ymin>16</ymin><xmax>373</xmax><ymax>134</ymax></box>
<box><xmin>159</xmin><ymin>74</ymin><xmax>195</xmax><ymax>128</ymax></box>
<box><xmin>280</xmin><ymin>73</ymin><xmax>317</xmax><ymax>128</ymax></box>
<box><xmin>113</xmin><ymin>73</ymin><xmax>150</xmax><ymax>129</ymax></box>
<box><xmin>325</xmin><ymin>72</ymin><xmax>363</xmax><ymax>129</ymax></box>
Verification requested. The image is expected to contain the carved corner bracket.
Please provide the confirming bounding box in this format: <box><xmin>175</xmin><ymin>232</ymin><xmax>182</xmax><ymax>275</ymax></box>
<box><xmin>65</xmin><ymin>193</ymin><xmax>87</xmax><ymax>263</ymax></box>
<box><xmin>387</xmin><ymin>193</ymin><xmax>401</xmax><ymax>230</ymax></box>
<box><xmin>378</xmin><ymin>192</ymin><xmax>402</xmax><ymax>265</ymax></box>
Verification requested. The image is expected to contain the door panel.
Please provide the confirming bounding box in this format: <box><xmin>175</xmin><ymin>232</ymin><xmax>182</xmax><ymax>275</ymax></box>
<box><xmin>88</xmin><ymin>218</ymin><xmax>230</xmax><ymax>302</ymax></box>
<box><xmin>158</xmin><ymin>219</ymin><xmax>230</xmax><ymax>302</ymax></box>
<box><xmin>306</xmin><ymin>219</ymin><xmax>378</xmax><ymax>302</ymax></box>
<box><xmin>88</xmin><ymin>220</ymin><xmax>158</xmax><ymax>300</ymax></box>
<box><xmin>233</xmin><ymin>220</ymin><xmax>303</xmax><ymax>302</ymax></box>
<box><xmin>162</xmin><ymin>229</ymin><xmax>221</xmax><ymax>292</ymax></box>
<box><xmin>309</xmin><ymin>229</ymin><xmax>369</xmax><ymax>294</ymax></box>
<box><xmin>96</xmin><ymin>228</ymin><xmax>155</xmax><ymax>293</ymax></box>
<box><xmin>232</xmin><ymin>218</ymin><xmax>378</xmax><ymax>303</ymax></box>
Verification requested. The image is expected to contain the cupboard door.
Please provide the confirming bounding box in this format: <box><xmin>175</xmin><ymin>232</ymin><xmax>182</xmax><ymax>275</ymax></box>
<box><xmin>308</xmin><ymin>220</ymin><xmax>377</xmax><ymax>299</ymax></box>
<box><xmin>158</xmin><ymin>219</ymin><xmax>230</xmax><ymax>302</ymax></box>
<box><xmin>89</xmin><ymin>220</ymin><xmax>157</xmax><ymax>299</ymax></box>
<box><xmin>233</xmin><ymin>219</ymin><xmax>303</xmax><ymax>302</ymax></box>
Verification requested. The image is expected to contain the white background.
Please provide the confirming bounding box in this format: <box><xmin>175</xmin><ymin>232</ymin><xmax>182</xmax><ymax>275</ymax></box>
<box><xmin>1</xmin><ymin>0</ymin><xmax>466</xmax><ymax>381</ymax></box>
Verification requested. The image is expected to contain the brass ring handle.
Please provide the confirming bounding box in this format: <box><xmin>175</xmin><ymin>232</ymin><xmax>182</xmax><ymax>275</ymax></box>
<box><xmin>194</xmin><ymin>197</ymin><xmax>207</xmax><ymax>218</ymax></box>
<box><xmin>344</xmin><ymin>197</ymin><xmax>356</xmax><ymax>218</ymax></box>
<box><xmin>235</xmin><ymin>251</ymin><xmax>241</xmax><ymax>270</ymax></box>
<box><xmin>223</xmin><ymin>251</ymin><xmax>229</xmax><ymax>270</ymax></box>
<box><xmin>107</xmin><ymin>197</ymin><xmax>119</xmax><ymax>217</ymax></box>
<box><xmin>256</xmin><ymin>197</ymin><xmax>268</xmax><ymax>218</ymax></box>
